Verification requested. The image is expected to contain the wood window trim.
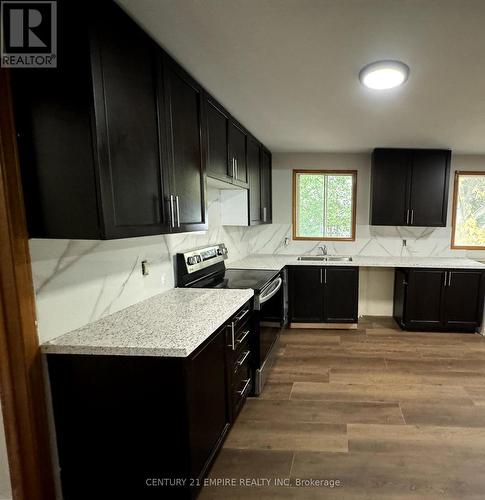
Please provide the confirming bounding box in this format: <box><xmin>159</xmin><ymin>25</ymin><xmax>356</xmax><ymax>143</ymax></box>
<box><xmin>292</xmin><ymin>169</ymin><xmax>357</xmax><ymax>241</ymax></box>
<box><xmin>0</xmin><ymin>69</ymin><xmax>55</xmax><ymax>499</ymax></box>
<box><xmin>450</xmin><ymin>170</ymin><xmax>485</xmax><ymax>250</ymax></box>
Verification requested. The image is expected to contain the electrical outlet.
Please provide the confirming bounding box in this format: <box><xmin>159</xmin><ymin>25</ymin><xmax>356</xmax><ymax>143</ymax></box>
<box><xmin>141</xmin><ymin>260</ymin><xmax>149</xmax><ymax>276</ymax></box>
<box><xmin>402</xmin><ymin>239</ymin><xmax>407</xmax><ymax>247</ymax></box>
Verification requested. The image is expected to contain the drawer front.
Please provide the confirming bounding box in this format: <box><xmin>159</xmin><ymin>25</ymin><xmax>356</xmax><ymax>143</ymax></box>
<box><xmin>232</xmin><ymin>356</ymin><xmax>252</xmax><ymax>417</ymax></box>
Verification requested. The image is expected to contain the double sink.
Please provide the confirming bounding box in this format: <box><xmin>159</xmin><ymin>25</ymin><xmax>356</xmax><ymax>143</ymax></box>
<box><xmin>297</xmin><ymin>255</ymin><xmax>353</xmax><ymax>262</ymax></box>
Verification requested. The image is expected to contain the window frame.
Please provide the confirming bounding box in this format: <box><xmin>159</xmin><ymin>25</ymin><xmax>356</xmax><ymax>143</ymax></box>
<box><xmin>292</xmin><ymin>169</ymin><xmax>357</xmax><ymax>241</ymax></box>
<box><xmin>451</xmin><ymin>170</ymin><xmax>485</xmax><ymax>250</ymax></box>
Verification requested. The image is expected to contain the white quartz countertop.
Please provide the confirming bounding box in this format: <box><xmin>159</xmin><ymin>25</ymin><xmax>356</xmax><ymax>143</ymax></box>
<box><xmin>228</xmin><ymin>254</ymin><xmax>485</xmax><ymax>271</ymax></box>
<box><xmin>42</xmin><ymin>288</ymin><xmax>253</xmax><ymax>357</ymax></box>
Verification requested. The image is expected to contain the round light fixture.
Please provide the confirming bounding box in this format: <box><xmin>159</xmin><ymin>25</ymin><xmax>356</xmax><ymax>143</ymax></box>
<box><xmin>359</xmin><ymin>60</ymin><xmax>409</xmax><ymax>90</ymax></box>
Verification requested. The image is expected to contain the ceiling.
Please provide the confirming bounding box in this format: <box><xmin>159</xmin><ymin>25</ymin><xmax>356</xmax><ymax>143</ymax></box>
<box><xmin>116</xmin><ymin>0</ymin><xmax>485</xmax><ymax>154</ymax></box>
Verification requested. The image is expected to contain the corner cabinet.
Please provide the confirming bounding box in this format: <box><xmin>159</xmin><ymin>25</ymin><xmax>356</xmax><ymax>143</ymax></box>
<box><xmin>370</xmin><ymin>148</ymin><xmax>451</xmax><ymax>227</ymax></box>
<box><xmin>288</xmin><ymin>266</ymin><xmax>359</xmax><ymax>324</ymax></box>
<box><xmin>394</xmin><ymin>268</ymin><xmax>485</xmax><ymax>332</ymax></box>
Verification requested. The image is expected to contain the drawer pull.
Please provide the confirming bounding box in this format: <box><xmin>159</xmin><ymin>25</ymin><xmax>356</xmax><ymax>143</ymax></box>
<box><xmin>236</xmin><ymin>330</ymin><xmax>250</xmax><ymax>344</ymax></box>
<box><xmin>237</xmin><ymin>378</ymin><xmax>251</xmax><ymax>396</ymax></box>
<box><xmin>234</xmin><ymin>308</ymin><xmax>250</xmax><ymax>323</ymax></box>
<box><xmin>236</xmin><ymin>350</ymin><xmax>250</xmax><ymax>367</ymax></box>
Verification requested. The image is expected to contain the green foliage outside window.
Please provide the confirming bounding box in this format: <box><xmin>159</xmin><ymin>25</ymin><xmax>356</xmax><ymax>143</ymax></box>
<box><xmin>454</xmin><ymin>174</ymin><xmax>485</xmax><ymax>247</ymax></box>
<box><xmin>295</xmin><ymin>171</ymin><xmax>355</xmax><ymax>239</ymax></box>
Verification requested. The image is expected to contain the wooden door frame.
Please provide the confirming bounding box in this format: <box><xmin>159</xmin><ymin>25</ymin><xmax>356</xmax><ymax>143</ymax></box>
<box><xmin>0</xmin><ymin>69</ymin><xmax>55</xmax><ymax>499</ymax></box>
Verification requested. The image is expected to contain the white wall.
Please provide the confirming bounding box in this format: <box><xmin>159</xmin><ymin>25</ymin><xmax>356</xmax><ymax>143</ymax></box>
<box><xmin>0</xmin><ymin>405</ymin><xmax>11</xmax><ymax>500</ymax></box>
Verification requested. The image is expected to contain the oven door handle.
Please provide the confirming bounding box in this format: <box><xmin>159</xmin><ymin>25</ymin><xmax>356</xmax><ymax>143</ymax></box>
<box><xmin>259</xmin><ymin>277</ymin><xmax>283</xmax><ymax>305</ymax></box>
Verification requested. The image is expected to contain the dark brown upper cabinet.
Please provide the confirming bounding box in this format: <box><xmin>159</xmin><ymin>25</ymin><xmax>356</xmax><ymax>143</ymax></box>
<box><xmin>162</xmin><ymin>55</ymin><xmax>207</xmax><ymax>233</ymax></box>
<box><xmin>206</xmin><ymin>97</ymin><xmax>232</xmax><ymax>184</ymax></box>
<box><xmin>248</xmin><ymin>136</ymin><xmax>262</xmax><ymax>225</ymax></box>
<box><xmin>205</xmin><ymin>96</ymin><xmax>249</xmax><ymax>188</ymax></box>
<box><xmin>260</xmin><ymin>146</ymin><xmax>273</xmax><ymax>224</ymax></box>
<box><xmin>370</xmin><ymin>148</ymin><xmax>451</xmax><ymax>227</ymax></box>
<box><xmin>14</xmin><ymin>2</ymin><xmax>173</xmax><ymax>239</ymax></box>
<box><xmin>228</xmin><ymin>121</ymin><xmax>248</xmax><ymax>187</ymax></box>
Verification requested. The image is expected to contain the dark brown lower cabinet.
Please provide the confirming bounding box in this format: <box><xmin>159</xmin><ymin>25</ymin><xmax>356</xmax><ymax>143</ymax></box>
<box><xmin>288</xmin><ymin>266</ymin><xmax>359</xmax><ymax>324</ymax></box>
<box><xmin>47</xmin><ymin>306</ymin><xmax>255</xmax><ymax>500</ymax></box>
<box><xmin>394</xmin><ymin>268</ymin><xmax>485</xmax><ymax>332</ymax></box>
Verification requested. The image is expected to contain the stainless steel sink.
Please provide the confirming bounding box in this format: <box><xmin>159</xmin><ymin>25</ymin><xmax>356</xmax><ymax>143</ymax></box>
<box><xmin>297</xmin><ymin>255</ymin><xmax>353</xmax><ymax>262</ymax></box>
<box><xmin>297</xmin><ymin>256</ymin><xmax>327</xmax><ymax>261</ymax></box>
<box><xmin>326</xmin><ymin>256</ymin><xmax>353</xmax><ymax>262</ymax></box>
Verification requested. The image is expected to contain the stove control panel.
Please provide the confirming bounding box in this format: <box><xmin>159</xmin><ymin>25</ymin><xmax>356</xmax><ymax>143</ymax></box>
<box><xmin>179</xmin><ymin>243</ymin><xmax>228</xmax><ymax>274</ymax></box>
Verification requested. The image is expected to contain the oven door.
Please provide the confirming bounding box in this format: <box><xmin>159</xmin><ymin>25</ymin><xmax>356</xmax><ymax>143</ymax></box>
<box><xmin>254</xmin><ymin>272</ymin><xmax>285</xmax><ymax>394</ymax></box>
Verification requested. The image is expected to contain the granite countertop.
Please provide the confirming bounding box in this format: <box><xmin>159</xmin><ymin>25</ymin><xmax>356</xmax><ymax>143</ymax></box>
<box><xmin>228</xmin><ymin>254</ymin><xmax>485</xmax><ymax>271</ymax></box>
<box><xmin>42</xmin><ymin>288</ymin><xmax>253</xmax><ymax>357</ymax></box>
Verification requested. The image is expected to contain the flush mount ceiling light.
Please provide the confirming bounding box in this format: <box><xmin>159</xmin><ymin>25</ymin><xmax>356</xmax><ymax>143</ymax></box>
<box><xmin>359</xmin><ymin>60</ymin><xmax>410</xmax><ymax>90</ymax></box>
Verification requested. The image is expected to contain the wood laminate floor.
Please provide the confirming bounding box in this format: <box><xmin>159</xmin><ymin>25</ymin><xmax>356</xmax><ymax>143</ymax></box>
<box><xmin>200</xmin><ymin>317</ymin><xmax>485</xmax><ymax>500</ymax></box>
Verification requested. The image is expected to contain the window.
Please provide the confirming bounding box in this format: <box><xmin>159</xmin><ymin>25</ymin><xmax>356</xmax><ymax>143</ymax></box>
<box><xmin>451</xmin><ymin>171</ymin><xmax>485</xmax><ymax>249</ymax></box>
<box><xmin>292</xmin><ymin>170</ymin><xmax>357</xmax><ymax>240</ymax></box>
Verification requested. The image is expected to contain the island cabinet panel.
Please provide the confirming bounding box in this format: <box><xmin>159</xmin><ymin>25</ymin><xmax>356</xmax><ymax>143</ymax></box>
<box><xmin>288</xmin><ymin>266</ymin><xmax>359</xmax><ymax>324</ymax></box>
<box><xmin>393</xmin><ymin>268</ymin><xmax>485</xmax><ymax>332</ymax></box>
<box><xmin>370</xmin><ymin>148</ymin><xmax>450</xmax><ymax>227</ymax></box>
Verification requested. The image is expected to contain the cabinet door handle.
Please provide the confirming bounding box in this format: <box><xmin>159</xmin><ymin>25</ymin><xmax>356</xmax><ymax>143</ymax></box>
<box><xmin>263</xmin><ymin>207</ymin><xmax>267</xmax><ymax>222</ymax></box>
<box><xmin>235</xmin><ymin>158</ymin><xmax>238</xmax><ymax>179</ymax></box>
<box><xmin>410</xmin><ymin>209</ymin><xmax>414</xmax><ymax>225</ymax></box>
<box><xmin>443</xmin><ymin>271</ymin><xmax>447</xmax><ymax>287</ymax></box>
<box><xmin>236</xmin><ymin>350</ymin><xmax>250</xmax><ymax>367</ymax></box>
<box><xmin>169</xmin><ymin>194</ymin><xmax>175</xmax><ymax>228</ymax></box>
<box><xmin>236</xmin><ymin>329</ymin><xmax>250</xmax><ymax>344</ymax></box>
<box><xmin>448</xmin><ymin>271</ymin><xmax>452</xmax><ymax>287</ymax></box>
<box><xmin>175</xmin><ymin>195</ymin><xmax>181</xmax><ymax>228</ymax></box>
<box><xmin>324</xmin><ymin>268</ymin><xmax>327</xmax><ymax>284</ymax></box>
<box><xmin>234</xmin><ymin>308</ymin><xmax>250</xmax><ymax>323</ymax></box>
<box><xmin>232</xmin><ymin>158</ymin><xmax>236</xmax><ymax>178</ymax></box>
<box><xmin>230</xmin><ymin>323</ymin><xmax>235</xmax><ymax>350</ymax></box>
<box><xmin>320</xmin><ymin>269</ymin><xmax>323</xmax><ymax>284</ymax></box>
<box><xmin>406</xmin><ymin>209</ymin><xmax>410</xmax><ymax>225</ymax></box>
<box><xmin>237</xmin><ymin>378</ymin><xmax>251</xmax><ymax>396</ymax></box>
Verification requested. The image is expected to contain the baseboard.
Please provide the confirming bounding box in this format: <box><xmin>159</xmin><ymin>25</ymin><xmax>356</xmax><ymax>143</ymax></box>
<box><xmin>289</xmin><ymin>322</ymin><xmax>358</xmax><ymax>329</ymax></box>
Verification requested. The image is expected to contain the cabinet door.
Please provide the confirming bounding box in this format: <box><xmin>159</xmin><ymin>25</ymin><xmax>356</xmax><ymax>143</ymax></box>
<box><xmin>288</xmin><ymin>267</ymin><xmax>323</xmax><ymax>323</ymax></box>
<box><xmin>92</xmin><ymin>4</ymin><xmax>170</xmax><ymax>238</ymax></box>
<box><xmin>404</xmin><ymin>269</ymin><xmax>446</xmax><ymax>329</ymax></box>
<box><xmin>260</xmin><ymin>147</ymin><xmax>272</xmax><ymax>224</ymax></box>
<box><xmin>370</xmin><ymin>149</ymin><xmax>411</xmax><ymax>226</ymax></box>
<box><xmin>443</xmin><ymin>270</ymin><xmax>485</xmax><ymax>330</ymax></box>
<box><xmin>323</xmin><ymin>267</ymin><xmax>359</xmax><ymax>322</ymax></box>
<box><xmin>206</xmin><ymin>97</ymin><xmax>231</xmax><ymax>182</ymax></box>
<box><xmin>163</xmin><ymin>56</ymin><xmax>207</xmax><ymax>232</ymax></box>
<box><xmin>229</xmin><ymin>121</ymin><xmax>248</xmax><ymax>186</ymax></box>
<box><xmin>409</xmin><ymin>150</ymin><xmax>450</xmax><ymax>227</ymax></box>
<box><xmin>248</xmin><ymin>137</ymin><xmax>262</xmax><ymax>225</ymax></box>
<box><xmin>187</xmin><ymin>329</ymin><xmax>229</xmax><ymax>480</ymax></box>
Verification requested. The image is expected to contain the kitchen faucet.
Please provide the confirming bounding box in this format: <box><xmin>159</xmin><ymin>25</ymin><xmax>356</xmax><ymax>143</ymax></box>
<box><xmin>318</xmin><ymin>245</ymin><xmax>327</xmax><ymax>255</ymax></box>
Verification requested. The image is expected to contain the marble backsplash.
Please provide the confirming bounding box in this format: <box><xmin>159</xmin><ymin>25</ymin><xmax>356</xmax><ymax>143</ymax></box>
<box><xmin>31</xmin><ymin>185</ymin><xmax>483</xmax><ymax>343</ymax></box>
<box><xmin>30</xmin><ymin>187</ymin><xmax>255</xmax><ymax>342</ymax></box>
<box><xmin>246</xmin><ymin>223</ymin><xmax>471</xmax><ymax>258</ymax></box>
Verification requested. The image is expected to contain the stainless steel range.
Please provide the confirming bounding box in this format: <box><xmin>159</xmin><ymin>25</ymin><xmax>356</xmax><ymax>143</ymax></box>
<box><xmin>176</xmin><ymin>243</ymin><xmax>287</xmax><ymax>395</ymax></box>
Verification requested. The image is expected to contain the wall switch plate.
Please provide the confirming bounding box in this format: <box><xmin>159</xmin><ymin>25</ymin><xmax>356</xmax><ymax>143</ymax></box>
<box><xmin>141</xmin><ymin>260</ymin><xmax>149</xmax><ymax>276</ymax></box>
